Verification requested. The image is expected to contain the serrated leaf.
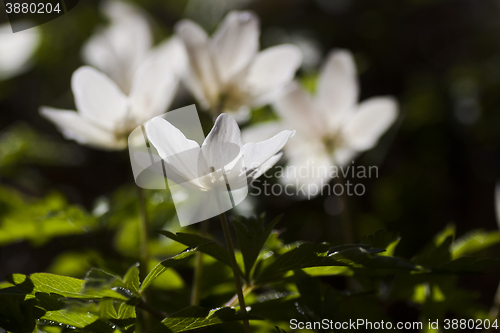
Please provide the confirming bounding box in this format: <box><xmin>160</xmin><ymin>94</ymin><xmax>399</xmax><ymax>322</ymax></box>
<box><xmin>150</xmin><ymin>306</ymin><xmax>258</xmax><ymax>333</ymax></box>
<box><xmin>141</xmin><ymin>247</ymin><xmax>198</xmax><ymax>292</ymax></box>
<box><xmin>158</xmin><ymin>231</ymin><xmax>232</xmax><ymax>267</ymax></box>
<box><xmin>7</xmin><ymin>273</ymin><xmax>128</xmax><ymax>300</ymax></box>
<box><xmin>233</xmin><ymin>215</ymin><xmax>282</xmax><ymax>280</ymax></box>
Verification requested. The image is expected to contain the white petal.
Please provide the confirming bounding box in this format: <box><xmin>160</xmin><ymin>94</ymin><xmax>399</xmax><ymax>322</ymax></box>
<box><xmin>202</xmin><ymin>114</ymin><xmax>243</xmax><ymax>170</ymax></box>
<box><xmin>280</xmin><ymin>150</ymin><xmax>333</xmax><ymax>193</ymax></box>
<box><xmin>243</xmin><ymin>130</ymin><xmax>295</xmax><ymax>171</ymax></box>
<box><xmin>204</xmin><ymin>113</ymin><xmax>243</xmax><ymax>146</ymax></box>
<box><xmin>242</xmin><ymin>121</ymin><xmax>287</xmax><ymax>143</ymax></box>
<box><xmin>0</xmin><ymin>23</ymin><xmax>40</xmax><ymax>80</ymax></box>
<box><xmin>175</xmin><ymin>19</ymin><xmax>220</xmax><ymax>108</ymax></box>
<box><xmin>210</xmin><ymin>11</ymin><xmax>259</xmax><ymax>84</ymax></box>
<box><xmin>145</xmin><ymin>117</ymin><xmax>202</xmax><ymax>182</ymax></box>
<box><xmin>82</xmin><ymin>16</ymin><xmax>152</xmax><ymax>93</ymax></box>
<box><xmin>101</xmin><ymin>0</ymin><xmax>142</xmax><ymax>21</ymax></box>
<box><xmin>342</xmin><ymin>97</ymin><xmax>398</xmax><ymax>151</ymax></box>
<box><xmin>333</xmin><ymin>147</ymin><xmax>357</xmax><ymax>166</ymax></box>
<box><xmin>71</xmin><ymin>66</ymin><xmax>128</xmax><ymax>131</ymax></box>
<box><xmin>250</xmin><ymin>152</ymin><xmax>283</xmax><ymax>180</ymax></box>
<box><xmin>273</xmin><ymin>81</ymin><xmax>326</xmax><ymax>137</ymax></box>
<box><xmin>40</xmin><ymin>107</ymin><xmax>125</xmax><ymax>150</ymax></box>
<box><xmin>129</xmin><ymin>57</ymin><xmax>178</xmax><ymax>122</ymax></box>
<box><xmin>148</xmin><ymin>36</ymin><xmax>188</xmax><ymax>78</ymax></box>
<box><xmin>317</xmin><ymin>49</ymin><xmax>359</xmax><ymax>123</ymax></box>
<box><xmin>246</xmin><ymin>44</ymin><xmax>302</xmax><ymax>105</ymax></box>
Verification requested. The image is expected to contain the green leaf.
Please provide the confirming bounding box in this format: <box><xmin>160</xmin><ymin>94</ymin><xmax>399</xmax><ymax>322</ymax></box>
<box><xmin>233</xmin><ymin>215</ymin><xmax>282</xmax><ymax>280</ymax></box>
<box><xmin>329</xmin><ymin>247</ymin><xmax>417</xmax><ymax>271</ymax></box>
<box><xmin>361</xmin><ymin>230</ymin><xmax>401</xmax><ymax>257</ymax></box>
<box><xmin>451</xmin><ymin>230</ymin><xmax>500</xmax><ymax>259</ymax></box>
<box><xmin>39</xmin><ymin>310</ymin><xmax>100</xmax><ymax>329</ymax></box>
<box><xmin>7</xmin><ymin>273</ymin><xmax>128</xmax><ymax>300</ymax></box>
<box><xmin>141</xmin><ymin>247</ymin><xmax>198</xmax><ymax>292</ymax></box>
<box><xmin>256</xmin><ymin>243</ymin><xmax>416</xmax><ymax>284</ymax></box>
<box><xmin>158</xmin><ymin>231</ymin><xmax>232</xmax><ymax>267</ymax></box>
<box><xmin>255</xmin><ymin>243</ymin><xmax>332</xmax><ymax>284</ymax></box>
<box><xmin>123</xmin><ymin>264</ymin><xmax>140</xmax><ymax>295</ymax></box>
<box><xmin>150</xmin><ymin>306</ymin><xmax>258</xmax><ymax>333</ymax></box>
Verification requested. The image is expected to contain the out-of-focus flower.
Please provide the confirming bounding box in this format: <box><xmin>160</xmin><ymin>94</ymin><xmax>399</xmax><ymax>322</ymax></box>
<box><xmin>145</xmin><ymin>113</ymin><xmax>295</xmax><ymax>191</ymax></box>
<box><xmin>0</xmin><ymin>23</ymin><xmax>40</xmax><ymax>80</ymax></box>
<box><xmin>243</xmin><ymin>49</ymin><xmax>398</xmax><ymax>188</ymax></box>
<box><xmin>82</xmin><ymin>0</ymin><xmax>186</xmax><ymax>94</ymax></box>
<box><xmin>175</xmin><ymin>11</ymin><xmax>302</xmax><ymax>121</ymax></box>
<box><xmin>40</xmin><ymin>60</ymin><xmax>178</xmax><ymax>150</ymax></box>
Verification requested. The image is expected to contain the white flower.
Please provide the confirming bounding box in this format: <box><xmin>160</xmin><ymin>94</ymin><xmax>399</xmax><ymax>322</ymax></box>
<box><xmin>243</xmin><ymin>49</ymin><xmax>398</xmax><ymax>189</ymax></box>
<box><xmin>175</xmin><ymin>10</ymin><xmax>302</xmax><ymax>120</ymax></box>
<box><xmin>145</xmin><ymin>113</ymin><xmax>295</xmax><ymax>191</ymax></box>
<box><xmin>82</xmin><ymin>0</ymin><xmax>186</xmax><ymax>94</ymax></box>
<box><xmin>0</xmin><ymin>23</ymin><xmax>40</xmax><ymax>80</ymax></box>
<box><xmin>40</xmin><ymin>60</ymin><xmax>178</xmax><ymax>150</ymax></box>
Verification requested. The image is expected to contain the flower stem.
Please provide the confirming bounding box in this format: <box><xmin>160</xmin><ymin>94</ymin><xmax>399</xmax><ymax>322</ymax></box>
<box><xmin>219</xmin><ymin>212</ymin><xmax>251</xmax><ymax>333</ymax></box>
<box><xmin>490</xmin><ymin>281</ymin><xmax>500</xmax><ymax>318</ymax></box>
<box><xmin>136</xmin><ymin>186</ymin><xmax>150</xmax><ymax>277</ymax></box>
<box><xmin>191</xmin><ymin>221</ymin><xmax>209</xmax><ymax>306</ymax></box>
<box><xmin>136</xmin><ymin>186</ymin><xmax>151</xmax><ymax>329</ymax></box>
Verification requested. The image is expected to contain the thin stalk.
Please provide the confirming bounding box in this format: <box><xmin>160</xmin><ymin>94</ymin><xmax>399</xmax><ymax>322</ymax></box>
<box><xmin>136</xmin><ymin>186</ymin><xmax>151</xmax><ymax>329</ymax></box>
<box><xmin>219</xmin><ymin>212</ymin><xmax>251</xmax><ymax>333</ymax></box>
<box><xmin>334</xmin><ymin>171</ymin><xmax>354</xmax><ymax>244</ymax></box>
<box><xmin>191</xmin><ymin>221</ymin><xmax>209</xmax><ymax>305</ymax></box>
<box><xmin>225</xmin><ymin>284</ymin><xmax>256</xmax><ymax>307</ymax></box>
<box><xmin>490</xmin><ymin>281</ymin><xmax>500</xmax><ymax>319</ymax></box>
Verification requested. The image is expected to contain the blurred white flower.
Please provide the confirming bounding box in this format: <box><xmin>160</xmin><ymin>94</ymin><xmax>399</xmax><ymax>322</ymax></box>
<box><xmin>175</xmin><ymin>10</ymin><xmax>302</xmax><ymax>121</ymax></box>
<box><xmin>40</xmin><ymin>60</ymin><xmax>178</xmax><ymax>150</ymax></box>
<box><xmin>145</xmin><ymin>113</ymin><xmax>295</xmax><ymax>191</ymax></box>
<box><xmin>243</xmin><ymin>49</ymin><xmax>398</xmax><ymax>188</ymax></box>
<box><xmin>82</xmin><ymin>0</ymin><xmax>186</xmax><ymax>94</ymax></box>
<box><xmin>0</xmin><ymin>23</ymin><xmax>40</xmax><ymax>80</ymax></box>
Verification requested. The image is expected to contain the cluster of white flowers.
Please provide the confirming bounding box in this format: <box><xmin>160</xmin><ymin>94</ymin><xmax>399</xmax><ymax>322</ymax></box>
<box><xmin>38</xmin><ymin>0</ymin><xmax>399</xmax><ymax>197</ymax></box>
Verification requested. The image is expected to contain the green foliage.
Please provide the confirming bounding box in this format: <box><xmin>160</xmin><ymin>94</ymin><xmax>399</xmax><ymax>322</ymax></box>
<box><xmin>233</xmin><ymin>214</ymin><xmax>283</xmax><ymax>280</ymax></box>
<box><xmin>150</xmin><ymin>306</ymin><xmax>258</xmax><ymax>333</ymax></box>
<box><xmin>141</xmin><ymin>247</ymin><xmax>198</xmax><ymax>292</ymax></box>
<box><xmin>158</xmin><ymin>231</ymin><xmax>233</xmax><ymax>268</ymax></box>
<box><xmin>0</xmin><ymin>187</ymin><xmax>96</xmax><ymax>246</ymax></box>
<box><xmin>0</xmin><ymin>191</ymin><xmax>499</xmax><ymax>332</ymax></box>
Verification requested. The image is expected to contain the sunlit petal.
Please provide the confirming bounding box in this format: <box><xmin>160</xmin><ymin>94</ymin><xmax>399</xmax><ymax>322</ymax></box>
<box><xmin>129</xmin><ymin>57</ymin><xmax>178</xmax><ymax>122</ymax></box>
<box><xmin>71</xmin><ymin>66</ymin><xmax>128</xmax><ymax>131</ymax></box>
<box><xmin>40</xmin><ymin>107</ymin><xmax>124</xmax><ymax>150</ymax></box>
<box><xmin>210</xmin><ymin>11</ymin><xmax>259</xmax><ymax>84</ymax></box>
<box><xmin>176</xmin><ymin>19</ymin><xmax>220</xmax><ymax>107</ymax></box>
<box><xmin>317</xmin><ymin>49</ymin><xmax>358</xmax><ymax>125</ymax></box>
<box><xmin>246</xmin><ymin>44</ymin><xmax>302</xmax><ymax>105</ymax></box>
<box><xmin>242</xmin><ymin>130</ymin><xmax>295</xmax><ymax>171</ymax></box>
<box><xmin>342</xmin><ymin>97</ymin><xmax>398</xmax><ymax>151</ymax></box>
